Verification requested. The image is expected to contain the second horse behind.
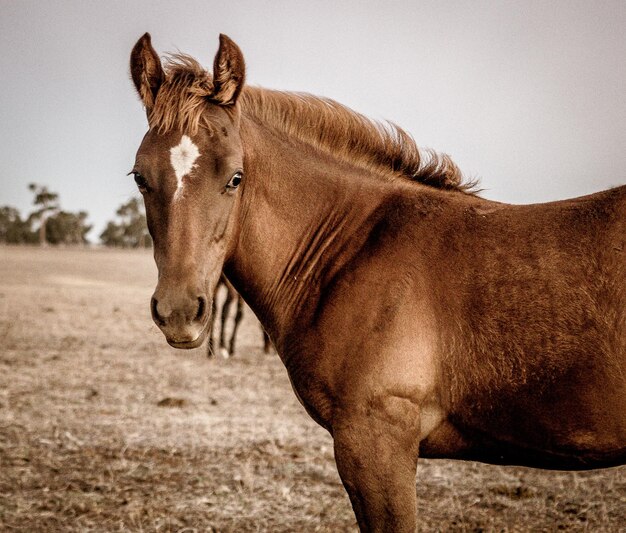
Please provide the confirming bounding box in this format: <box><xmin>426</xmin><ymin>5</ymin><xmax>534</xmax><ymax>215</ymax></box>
<box><xmin>207</xmin><ymin>274</ymin><xmax>271</xmax><ymax>358</ymax></box>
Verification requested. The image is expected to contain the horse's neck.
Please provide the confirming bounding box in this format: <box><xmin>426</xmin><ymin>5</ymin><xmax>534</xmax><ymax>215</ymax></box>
<box><xmin>224</xmin><ymin>118</ymin><xmax>388</xmax><ymax>350</ymax></box>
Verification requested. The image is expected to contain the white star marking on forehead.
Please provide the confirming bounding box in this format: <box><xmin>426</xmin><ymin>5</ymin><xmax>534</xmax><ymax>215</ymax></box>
<box><xmin>170</xmin><ymin>135</ymin><xmax>200</xmax><ymax>200</ymax></box>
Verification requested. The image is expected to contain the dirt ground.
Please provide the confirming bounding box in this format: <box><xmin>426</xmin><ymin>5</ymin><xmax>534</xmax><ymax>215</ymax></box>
<box><xmin>0</xmin><ymin>246</ymin><xmax>624</xmax><ymax>532</ymax></box>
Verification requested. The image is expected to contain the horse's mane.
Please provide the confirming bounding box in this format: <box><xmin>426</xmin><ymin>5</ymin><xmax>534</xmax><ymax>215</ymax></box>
<box><xmin>148</xmin><ymin>54</ymin><xmax>478</xmax><ymax>193</ymax></box>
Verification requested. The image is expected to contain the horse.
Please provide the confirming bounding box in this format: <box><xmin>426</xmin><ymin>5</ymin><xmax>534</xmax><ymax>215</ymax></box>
<box><xmin>207</xmin><ymin>273</ymin><xmax>272</xmax><ymax>358</ymax></box>
<box><xmin>128</xmin><ymin>33</ymin><xmax>626</xmax><ymax>532</ymax></box>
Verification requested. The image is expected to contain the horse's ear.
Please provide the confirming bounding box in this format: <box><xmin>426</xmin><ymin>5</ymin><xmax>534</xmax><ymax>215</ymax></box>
<box><xmin>130</xmin><ymin>33</ymin><xmax>164</xmax><ymax>111</ymax></box>
<box><xmin>210</xmin><ymin>34</ymin><xmax>245</xmax><ymax>106</ymax></box>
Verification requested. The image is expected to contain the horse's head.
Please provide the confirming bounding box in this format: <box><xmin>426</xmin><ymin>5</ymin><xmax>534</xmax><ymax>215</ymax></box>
<box><xmin>129</xmin><ymin>33</ymin><xmax>246</xmax><ymax>348</ymax></box>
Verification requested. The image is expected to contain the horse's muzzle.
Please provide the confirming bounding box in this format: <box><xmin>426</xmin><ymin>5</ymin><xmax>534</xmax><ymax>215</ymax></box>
<box><xmin>150</xmin><ymin>289</ymin><xmax>210</xmax><ymax>349</ymax></box>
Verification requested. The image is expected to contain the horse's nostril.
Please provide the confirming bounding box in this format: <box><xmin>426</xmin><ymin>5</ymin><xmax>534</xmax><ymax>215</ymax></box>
<box><xmin>151</xmin><ymin>297</ymin><xmax>165</xmax><ymax>326</ymax></box>
<box><xmin>196</xmin><ymin>296</ymin><xmax>206</xmax><ymax>321</ymax></box>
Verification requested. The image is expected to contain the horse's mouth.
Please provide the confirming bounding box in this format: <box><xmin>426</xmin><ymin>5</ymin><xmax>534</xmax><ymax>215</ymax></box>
<box><xmin>168</xmin><ymin>337</ymin><xmax>205</xmax><ymax>349</ymax></box>
<box><xmin>165</xmin><ymin>320</ymin><xmax>209</xmax><ymax>349</ymax></box>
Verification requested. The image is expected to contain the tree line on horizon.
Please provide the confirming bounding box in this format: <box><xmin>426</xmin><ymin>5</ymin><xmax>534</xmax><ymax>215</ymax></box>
<box><xmin>0</xmin><ymin>184</ymin><xmax>151</xmax><ymax>248</ymax></box>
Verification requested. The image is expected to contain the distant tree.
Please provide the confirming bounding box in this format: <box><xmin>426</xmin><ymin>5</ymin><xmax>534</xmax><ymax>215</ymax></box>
<box><xmin>0</xmin><ymin>185</ymin><xmax>90</xmax><ymax>246</ymax></box>
<box><xmin>100</xmin><ymin>197</ymin><xmax>151</xmax><ymax>248</ymax></box>
<box><xmin>99</xmin><ymin>221</ymin><xmax>125</xmax><ymax>247</ymax></box>
<box><xmin>45</xmin><ymin>210</ymin><xmax>92</xmax><ymax>245</ymax></box>
<box><xmin>0</xmin><ymin>206</ymin><xmax>37</xmax><ymax>244</ymax></box>
<box><xmin>28</xmin><ymin>183</ymin><xmax>59</xmax><ymax>246</ymax></box>
<box><xmin>117</xmin><ymin>198</ymin><xmax>151</xmax><ymax>248</ymax></box>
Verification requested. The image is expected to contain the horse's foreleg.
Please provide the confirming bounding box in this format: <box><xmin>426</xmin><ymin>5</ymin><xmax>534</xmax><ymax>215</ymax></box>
<box><xmin>228</xmin><ymin>296</ymin><xmax>244</xmax><ymax>356</ymax></box>
<box><xmin>333</xmin><ymin>408</ymin><xmax>420</xmax><ymax>532</ymax></box>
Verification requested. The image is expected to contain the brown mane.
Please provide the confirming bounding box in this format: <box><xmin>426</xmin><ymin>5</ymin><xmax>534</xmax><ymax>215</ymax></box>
<box><xmin>148</xmin><ymin>54</ymin><xmax>477</xmax><ymax>193</ymax></box>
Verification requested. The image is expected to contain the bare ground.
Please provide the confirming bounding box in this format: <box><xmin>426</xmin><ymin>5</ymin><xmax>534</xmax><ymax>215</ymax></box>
<box><xmin>0</xmin><ymin>246</ymin><xmax>624</xmax><ymax>532</ymax></box>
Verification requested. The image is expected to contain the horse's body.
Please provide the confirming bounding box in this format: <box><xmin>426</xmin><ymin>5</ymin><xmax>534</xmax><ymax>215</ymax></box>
<box><xmin>129</xmin><ymin>34</ymin><xmax>626</xmax><ymax>531</ymax></box>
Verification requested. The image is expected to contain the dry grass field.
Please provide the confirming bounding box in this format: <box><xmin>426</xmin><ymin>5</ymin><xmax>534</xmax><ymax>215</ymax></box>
<box><xmin>0</xmin><ymin>246</ymin><xmax>624</xmax><ymax>532</ymax></box>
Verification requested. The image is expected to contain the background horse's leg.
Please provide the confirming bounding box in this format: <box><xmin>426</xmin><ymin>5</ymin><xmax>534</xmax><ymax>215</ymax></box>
<box><xmin>262</xmin><ymin>328</ymin><xmax>271</xmax><ymax>354</ymax></box>
<box><xmin>228</xmin><ymin>295</ymin><xmax>244</xmax><ymax>356</ymax></box>
<box><xmin>333</xmin><ymin>410</ymin><xmax>420</xmax><ymax>532</ymax></box>
<box><xmin>219</xmin><ymin>290</ymin><xmax>234</xmax><ymax>358</ymax></box>
<box><xmin>207</xmin><ymin>297</ymin><xmax>217</xmax><ymax>357</ymax></box>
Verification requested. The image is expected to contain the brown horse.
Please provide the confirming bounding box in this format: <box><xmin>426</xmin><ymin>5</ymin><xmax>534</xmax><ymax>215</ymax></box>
<box><xmin>207</xmin><ymin>273</ymin><xmax>271</xmax><ymax>357</ymax></box>
<box><xmin>129</xmin><ymin>33</ymin><xmax>626</xmax><ymax>531</ymax></box>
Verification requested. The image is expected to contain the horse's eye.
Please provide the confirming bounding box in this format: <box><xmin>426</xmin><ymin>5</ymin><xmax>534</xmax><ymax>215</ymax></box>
<box><xmin>227</xmin><ymin>171</ymin><xmax>243</xmax><ymax>190</ymax></box>
<box><xmin>133</xmin><ymin>172</ymin><xmax>149</xmax><ymax>192</ymax></box>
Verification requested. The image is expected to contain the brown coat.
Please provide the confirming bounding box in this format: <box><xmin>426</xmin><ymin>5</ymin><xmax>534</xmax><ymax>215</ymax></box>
<box><xmin>129</xmin><ymin>33</ymin><xmax>626</xmax><ymax>532</ymax></box>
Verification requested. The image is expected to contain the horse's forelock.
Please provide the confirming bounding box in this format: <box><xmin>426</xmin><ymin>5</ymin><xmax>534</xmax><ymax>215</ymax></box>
<box><xmin>148</xmin><ymin>54</ymin><xmax>216</xmax><ymax>135</ymax></box>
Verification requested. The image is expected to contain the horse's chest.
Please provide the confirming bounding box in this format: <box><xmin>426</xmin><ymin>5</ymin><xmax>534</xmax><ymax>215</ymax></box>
<box><xmin>287</xmin><ymin>371</ymin><xmax>335</xmax><ymax>431</ymax></box>
<box><xmin>282</xmin><ymin>308</ymin><xmax>444</xmax><ymax>437</ymax></box>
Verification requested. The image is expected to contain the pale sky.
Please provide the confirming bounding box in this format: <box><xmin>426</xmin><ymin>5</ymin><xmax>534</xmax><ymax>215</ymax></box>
<box><xmin>1</xmin><ymin>0</ymin><xmax>624</xmax><ymax>241</ymax></box>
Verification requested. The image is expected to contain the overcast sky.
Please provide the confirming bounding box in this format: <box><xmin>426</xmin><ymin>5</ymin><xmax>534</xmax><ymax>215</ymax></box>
<box><xmin>1</xmin><ymin>1</ymin><xmax>624</xmax><ymax>241</ymax></box>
